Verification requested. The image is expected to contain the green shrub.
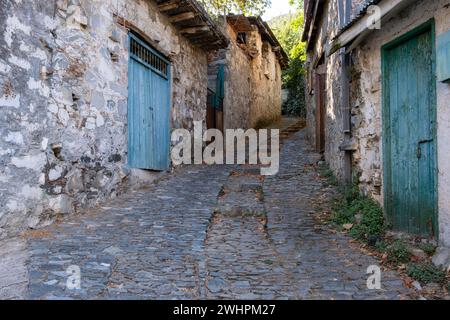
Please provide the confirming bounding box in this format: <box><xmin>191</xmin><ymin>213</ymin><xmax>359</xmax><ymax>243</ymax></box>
<box><xmin>281</xmin><ymin>58</ymin><xmax>306</xmax><ymax>117</ymax></box>
<box><xmin>407</xmin><ymin>263</ymin><xmax>446</xmax><ymax>284</ymax></box>
<box><xmin>386</xmin><ymin>240</ymin><xmax>412</xmax><ymax>265</ymax></box>
<box><xmin>332</xmin><ymin>206</ymin><xmax>356</xmax><ymax>226</ymax></box>
<box><xmin>351</xmin><ymin>198</ymin><xmax>385</xmax><ymax>240</ymax></box>
<box><xmin>332</xmin><ymin>186</ymin><xmax>385</xmax><ymax>242</ymax></box>
<box><xmin>342</xmin><ymin>184</ymin><xmax>361</xmax><ymax>204</ymax></box>
<box><xmin>375</xmin><ymin>240</ymin><xmax>389</xmax><ymax>253</ymax></box>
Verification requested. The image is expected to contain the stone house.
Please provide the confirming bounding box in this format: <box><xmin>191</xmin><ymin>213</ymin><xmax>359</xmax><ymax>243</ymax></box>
<box><xmin>303</xmin><ymin>0</ymin><xmax>450</xmax><ymax>247</ymax></box>
<box><xmin>207</xmin><ymin>15</ymin><xmax>288</xmax><ymax>131</ymax></box>
<box><xmin>0</xmin><ymin>0</ymin><xmax>229</xmax><ymax>239</ymax></box>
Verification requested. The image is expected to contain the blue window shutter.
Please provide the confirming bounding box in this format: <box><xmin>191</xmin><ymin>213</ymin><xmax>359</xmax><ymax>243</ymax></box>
<box><xmin>437</xmin><ymin>30</ymin><xmax>450</xmax><ymax>83</ymax></box>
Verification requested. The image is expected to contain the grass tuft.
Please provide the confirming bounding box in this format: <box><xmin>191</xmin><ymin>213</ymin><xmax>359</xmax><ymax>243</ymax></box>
<box><xmin>407</xmin><ymin>263</ymin><xmax>446</xmax><ymax>284</ymax></box>
<box><xmin>385</xmin><ymin>240</ymin><xmax>412</xmax><ymax>265</ymax></box>
<box><xmin>317</xmin><ymin>162</ymin><xmax>339</xmax><ymax>187</ymax></box>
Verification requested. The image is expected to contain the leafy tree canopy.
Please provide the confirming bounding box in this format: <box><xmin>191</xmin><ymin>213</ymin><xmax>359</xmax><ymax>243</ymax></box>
<box><xmin>269</xmin><ymin>0</ymin><xmax>306</xmax><ymax>117</ymax></box>
<box><xmin>198</xmin><ymin>0</ymin><xmax>307</xmax><ymax>117</ymax></box>
<box><xmin>269</xmin><ymin>1</ymin><xmax>305</xmax><ymax>61</ymax></box>
<box><xmin>198</xmin><ymin>0</ymin><xmax>271</xmax><ymax>17</ymax></box>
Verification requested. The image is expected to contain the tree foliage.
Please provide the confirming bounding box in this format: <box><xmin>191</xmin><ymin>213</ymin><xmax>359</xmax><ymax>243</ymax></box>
<box><xmin>269</xmin><ymin>0</ymin><xmax>306</xmax><ymax>117</ymax></box>
<box><xmin>198</xmin><ymin>0</ymin><xmax>271</xmax><ymax>17</ymax></box>
<box><xmin>199</xmin><ymin>0</ymin><xmax>307</xmax><ymax>117</ymax></box>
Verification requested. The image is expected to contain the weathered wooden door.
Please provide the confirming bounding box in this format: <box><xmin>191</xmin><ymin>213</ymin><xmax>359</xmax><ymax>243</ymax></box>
<box><xmin>383</xmin><ymin>21</ymin><xmax>437</xmax><ymax>237</ymax></box>
<box><xmin>206</xmin><ymin>65</ymin><xmax>224</xmax><ymax>132</ymax></box>
<box><xmin>128</xmin><ymin>34</ymin><xmax>171</xmax><ymax>170</ymax></box>
<box><xmin>315</xmin><ymin>64</ymin><xmax>326</xmax><ymax>152</ymax></box>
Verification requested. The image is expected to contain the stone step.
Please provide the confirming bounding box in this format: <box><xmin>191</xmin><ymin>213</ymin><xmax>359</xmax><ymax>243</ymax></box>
<box><xmin>278</xmin><ymin>120</ymin><xmax>306</xmax><ymax>141</ymax></box>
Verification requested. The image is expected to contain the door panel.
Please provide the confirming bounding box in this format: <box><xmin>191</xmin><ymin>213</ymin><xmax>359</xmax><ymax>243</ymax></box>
<box><xmin>206</xmin><ymin>65</ymin><xmax>225</xmax><ymax>132</ymax></box>
<box><xmin>128</xmin><ymin>58</ymin><xmax>153</xmax><ymax>169</ymax></box>
<box><xmin>383</xmin><ymin>23</ymin><xmax>437</xmax><ymax>237</ymax></box>
<box><xmin>152</xmin><ymin>70</ymin><xmax>171</xmax><ymax>169</ymax></box>
<box><xmin>128</xmin><ymin>34</ymin><xmax>171</xmax><ymax>171</ymax></box>
<box><xmin>314</xmin><ymin>67</ymin><xmax>326</xmax><ymax>153</ymax></box>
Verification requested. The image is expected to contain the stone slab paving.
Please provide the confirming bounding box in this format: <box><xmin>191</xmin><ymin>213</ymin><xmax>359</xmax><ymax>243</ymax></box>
<box><xmin>203</xmin><ymin>131</ymin><xmax>415</xmax><ymax>300</ymax></box>
<box><xmin>25</xmin><ymin>165</ymin><xmax>231</xmax><ymax>300</ymax></box>
<box><xmin>264</xmin><ymin>131</ymin><xmax>413</xmax><ymax>300</ymax></box>
<box><xmin>0</xmin><ymin>238</ymin><xmax>28</xmax><ymax>300</ymax></box>
<box><xmin>2</xmin><ymin>129</ymin><xmax>417</xmax><ymax>300</ymax></box>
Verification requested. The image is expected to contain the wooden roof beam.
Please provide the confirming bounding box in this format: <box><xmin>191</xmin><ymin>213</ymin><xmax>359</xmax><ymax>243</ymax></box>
<box><xmin>158</xmin><ymin>1</ymin><xmax>180</xmax><ymax>12</ymax></box>
<box><xmin>169</xmin><ymin>12</ymin><xmax>196</xmax><ymax>24</ymax></box>
<box><xmin>180</xmin><ymin>26</ymin><xmax>210</xmax><ymax>34</ymax></box>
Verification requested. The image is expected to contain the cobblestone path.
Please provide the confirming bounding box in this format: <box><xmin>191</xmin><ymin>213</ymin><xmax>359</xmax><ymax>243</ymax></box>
<box><xmin>3</xmin><ymin>129</ymin><xmax>416</xmax><ymax>300</ymax></box>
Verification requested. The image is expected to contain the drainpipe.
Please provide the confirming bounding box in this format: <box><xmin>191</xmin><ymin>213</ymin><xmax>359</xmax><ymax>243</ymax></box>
<box><xmin>338</xmin><ymin>0</ymin><xmax>353</xmax><ymax>185</ymax></box>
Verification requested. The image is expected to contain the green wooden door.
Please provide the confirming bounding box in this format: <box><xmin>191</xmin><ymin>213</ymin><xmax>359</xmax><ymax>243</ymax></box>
<box><xmin>383</xmin><ymin>22</ymin><xmax>438</xmax><ymax>237</ymax></box>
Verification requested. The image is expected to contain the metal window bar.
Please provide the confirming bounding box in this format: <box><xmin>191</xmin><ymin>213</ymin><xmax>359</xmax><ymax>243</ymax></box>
<box><xmin>129</xmin><ymin>33</ymin><xmax>170</xmax><ymax>79</ymax></box>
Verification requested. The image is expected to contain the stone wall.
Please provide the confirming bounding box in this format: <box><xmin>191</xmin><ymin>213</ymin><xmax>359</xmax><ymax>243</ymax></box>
<box><xmin>248</xmin><ymin>28</ymin><xmax>283</xmax><ymax>128</ymax></box>
<box><xmin>0</xmin><ymin>0</ymin><xmax>209</xmax><ymax>239</ymax></box>
<box><xmin>350</xmin><ymin>0</ymin><xmax>450</xmax><ymax>245</ymax></box>
<box><xmin>1</xmin><ymin>0</ymin><xmax>56</xmax><ymax>237</ymax></box>
<box><xmin>305</xmin><ymin>0</ymin><xmax>346</xmax><ymax>178</ymax></box>
<box><xmin>219</xmin><ymin>24</ymin><xmax>253</xmax><ymax>130</ymax></box>
<box><xmin>209</xmin><ymin>20</ymin><xmax>283</xmax><ymax>130</ymax></box>
<box><xmin>305</xmin><ymin>0</ymin><xmax>450</xmax><ymax>246</ymax></box>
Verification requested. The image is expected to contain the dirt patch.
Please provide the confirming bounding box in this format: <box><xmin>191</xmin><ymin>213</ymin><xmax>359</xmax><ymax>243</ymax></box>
<box><xmin>20</xmin><ymin>229</ymin><xmax>54</xmax><ymax>240</ymax></box>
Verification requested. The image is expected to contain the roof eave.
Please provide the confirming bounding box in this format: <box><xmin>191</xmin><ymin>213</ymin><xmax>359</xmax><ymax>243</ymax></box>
<box><xmin>302</xmin><ymin>0</ymin><xmax>326</xmax><ymax>51</ymax></box>
<box><xmin>227</xmin><ymin>15</ymin><xmax>290</xmax><ymax>68</ymax></box>
<box><xmin>301</xmin><ymin>0</ymin><xmax>316</xmax><ymax>42</ymax></box>
<box><xmin>329</xmin><ymin>0</ymin><xmax>416</xmax><ymax>55</ymax></box>
<box><xmin>255</xmin><ymin>17</ymin><xmax>290</xmax><ymax>68</ymax></box>
<box><xmin>156</xmin><ymin>0</ymin><xmax>229</xmax><ymax>51</ymax></box>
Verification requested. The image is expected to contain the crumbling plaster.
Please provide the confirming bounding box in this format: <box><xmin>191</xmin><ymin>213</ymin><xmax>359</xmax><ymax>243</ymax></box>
<box><xmin>247</xmin><ymin>26</ymin><xmax>282</xmax><ymax>128</ymax></box>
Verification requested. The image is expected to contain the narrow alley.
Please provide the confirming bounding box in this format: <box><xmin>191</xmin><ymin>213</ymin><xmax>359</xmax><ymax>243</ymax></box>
<box><xmin>1</xmin><ymin>127</ymin><xmax>415</xmax><ymax>300</ymax></box>
<box><xmin>3</xmin><ymin>0</ymin><xmax>450</xmax><ymax>305</ymax></box>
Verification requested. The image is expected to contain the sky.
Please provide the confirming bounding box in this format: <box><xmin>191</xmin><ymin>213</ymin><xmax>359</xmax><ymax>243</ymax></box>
<box><xmin>262</xmin><ymin>0</ymin><xmax>294</xmax><ymax>20</ymax></box>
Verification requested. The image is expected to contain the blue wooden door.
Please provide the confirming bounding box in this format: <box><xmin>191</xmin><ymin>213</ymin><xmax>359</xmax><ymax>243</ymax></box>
<box><xmin>382</xmin><ymin>22</ymin><xmax>438</xmax><ymax>237</ymax></box>
<box><xmin>128</xmin><ymin>34</ymin><xmax>171</xmax><ymax>170</ymax></box>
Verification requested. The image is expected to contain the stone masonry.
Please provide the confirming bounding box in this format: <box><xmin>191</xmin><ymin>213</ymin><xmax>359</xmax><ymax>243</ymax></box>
<box><xmin>208</xmin><ymin>16</ymin><xmax>286</xmax><ymax>130</ymax></box>
<box><xmin>0</xmin><ymin>0</ymin><xmax>222</xmax><ymax>239</ymax></box>
<box><xmin>304</xmin><ymin>0</ymin><xmax>450</xmax><ymax>247</ymax></box>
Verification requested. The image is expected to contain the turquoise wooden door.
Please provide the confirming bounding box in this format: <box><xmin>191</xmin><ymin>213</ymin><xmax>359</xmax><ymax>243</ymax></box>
<box><xmin>128</xmin><ymin>34</ymin><xmax>171</xmax><ymax>171</ymax></box>
<box><xmin>382</xmin><ymin>21</ymin><xmax>438</xmax><ymax>237</ymax></box>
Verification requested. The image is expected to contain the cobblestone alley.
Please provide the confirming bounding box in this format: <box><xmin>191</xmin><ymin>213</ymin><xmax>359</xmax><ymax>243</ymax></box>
<box><xmin>0</xmin><ymin>129</ymin><xmax>416</xmax><ymax>300</ymax></box>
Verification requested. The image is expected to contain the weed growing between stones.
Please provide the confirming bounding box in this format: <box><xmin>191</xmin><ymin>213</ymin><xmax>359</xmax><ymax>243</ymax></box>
<box><xmin>317</xmin><ymin>161</ymin><xmax>339</xmax><ymax>187</ymax></box>
<box><xmin>418</xmin><ymin>243</ymin><xmax>437</xmax><ymax>256</ymax></box>
<box><xmin>316</xmin><ymin>161</ymin><xmax>450</xmax><ymax>293</ymax></box>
